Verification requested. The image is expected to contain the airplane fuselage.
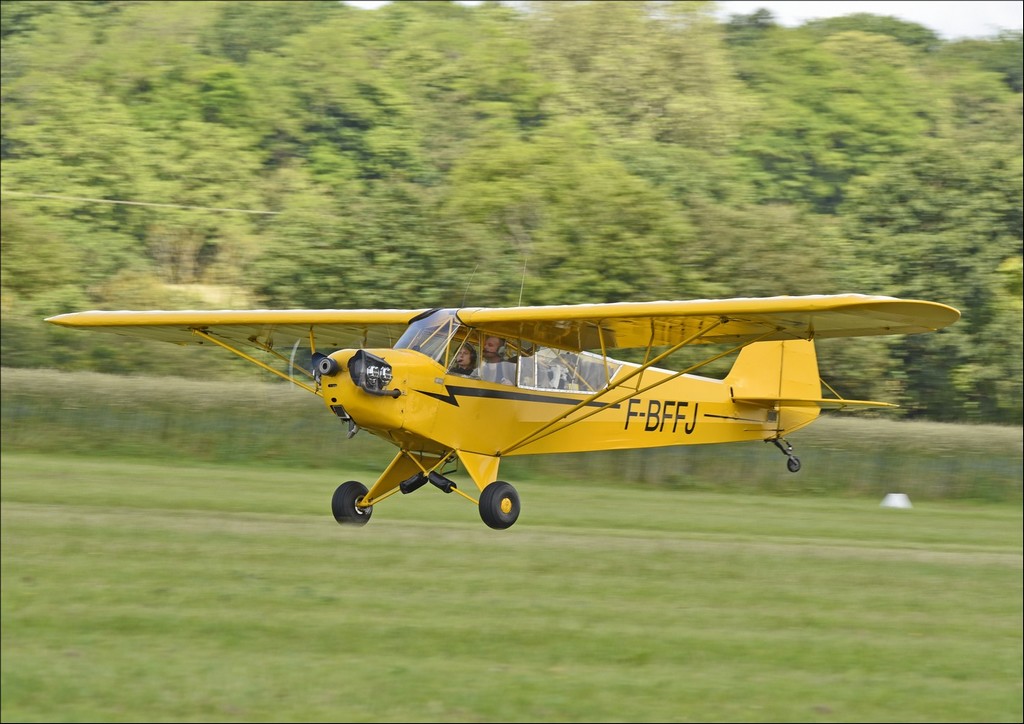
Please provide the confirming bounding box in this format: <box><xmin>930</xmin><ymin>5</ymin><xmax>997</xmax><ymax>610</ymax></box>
<box><xmin>319</xmin><ymin>347</ymin><xmax>801</xmax><ymax>458</ymax></box>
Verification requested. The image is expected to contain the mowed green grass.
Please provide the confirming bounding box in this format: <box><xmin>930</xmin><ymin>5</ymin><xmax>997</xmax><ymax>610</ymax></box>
<box><xmin>2</xmin><ymin>452</ymin><xmax>1021</xmax><ymax>723</ymax></box>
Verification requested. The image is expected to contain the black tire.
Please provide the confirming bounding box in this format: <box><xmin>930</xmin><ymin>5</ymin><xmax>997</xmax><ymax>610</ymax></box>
<box><xmin>332</xmin><ymin>481</ymin><xmax>372</xmax><ymax>526</ymax></box>
<box><xmin>479</xmin><ymin>481</ymin><xmax>520</xmax><ymax>530</ymax></box>
<box><xmin>787</xmin><ymin>456</ymin><xmax>801</xmax><ymax>473</ymax></box>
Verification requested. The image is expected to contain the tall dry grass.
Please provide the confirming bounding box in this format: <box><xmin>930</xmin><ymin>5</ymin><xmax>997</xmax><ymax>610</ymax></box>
<box><xmin>2</xmin><ymin>367</ymin><xmax>1020</xmax><ymax>502</ymax></box>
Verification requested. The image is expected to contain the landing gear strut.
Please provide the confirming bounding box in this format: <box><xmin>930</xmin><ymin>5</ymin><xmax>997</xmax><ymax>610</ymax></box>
<box><xmin>770</xmin><ymin>438</ymin><xmax>801</xmax><ymax>473</ymax></box>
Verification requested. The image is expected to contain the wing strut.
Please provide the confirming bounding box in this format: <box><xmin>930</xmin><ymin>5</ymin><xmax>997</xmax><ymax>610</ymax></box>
<box><xmin>191</xmin><ymin>329</ymin><xmax>320</xmax><ymax>395</ymax></box>
<box><xmin>498</xmin><ymin>321</ymin><xmax>777</xmax><ymax>456</ymax></box>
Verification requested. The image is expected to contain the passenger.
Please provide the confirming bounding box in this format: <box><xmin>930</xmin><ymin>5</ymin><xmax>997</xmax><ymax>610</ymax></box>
<box><xmin>449</xmin><ymin>343</ymin><xmax>478</xmax><ymax>376</ymax></box>
<box><xmin>475</xmin><ymin>336</ymin><xmax>515</xmax><ymax>385</ymax></box>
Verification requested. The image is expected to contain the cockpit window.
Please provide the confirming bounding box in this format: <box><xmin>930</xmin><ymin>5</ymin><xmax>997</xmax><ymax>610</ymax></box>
<box><xmin>519</xmin><ymin>347</ymin><xmax>620</xmax><ymax>392</ymax></box>
<box><xmin>396</xmin><ymin>309</ymin><xmax>620</xmax><ymax>391</ymax></box>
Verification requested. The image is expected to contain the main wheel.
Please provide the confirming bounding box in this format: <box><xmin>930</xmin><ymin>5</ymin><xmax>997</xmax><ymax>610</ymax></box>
<box><xmin>332</xmin><ymin>481</ymin><xmax>373</xmax><ymax>526</ymax></box>
<box><xmin>479</xmin><ymin>481</ymin><xmax>520</xmax><ymax>530</ymax></box>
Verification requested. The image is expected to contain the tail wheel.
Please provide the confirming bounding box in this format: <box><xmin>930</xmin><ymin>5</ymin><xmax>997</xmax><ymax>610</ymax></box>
<box><xmin>479</xmin><ymin>481</ymin><xmax>520</xmax><ymax>530</ymax></box>
<box><xmin>332</xmin><ymin>481</ymin><xmax>373</xmax><ymax>526</ymax></box>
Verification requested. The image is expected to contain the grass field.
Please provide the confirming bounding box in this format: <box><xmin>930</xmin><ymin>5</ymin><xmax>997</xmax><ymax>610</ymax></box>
<box><xmin>2</xmin><ymin>452</ymin><xmax>1021</xmax><ymax>722</ymax></box>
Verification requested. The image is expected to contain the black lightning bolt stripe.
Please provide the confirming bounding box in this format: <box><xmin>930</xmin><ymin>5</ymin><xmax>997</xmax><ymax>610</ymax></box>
<box><xmin>416</xmin><ymin>385</ymin><xmax>622</xmax><ymax>409</ymax></box>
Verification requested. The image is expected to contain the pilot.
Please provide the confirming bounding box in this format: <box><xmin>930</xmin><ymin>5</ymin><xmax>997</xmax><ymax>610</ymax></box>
<box><xmin>475</xmin><ymin>336</ymin><xmax>515</xmax><ymax>385</ymax></box>
<box><xmin>449</xmin><ymin>343</ymin><xmax>478</xmax><ymax>376</ymax></box>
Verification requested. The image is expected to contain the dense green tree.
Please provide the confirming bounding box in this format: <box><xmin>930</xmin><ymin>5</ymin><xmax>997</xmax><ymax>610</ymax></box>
<box><xmin>801</xmin><ymin>12</ymin><xmax>941</xmax><ymax>50</ymax></box>
<box><xmin>528</xmin><ymin>1</ymin><xmax>746</xmax><ymax>151</ymax></box>
<box><xmin>732</xmin><ymin>28</ymin><xmax>941</xmax><ymax>212</ymax></box>
<box><xmin>442</xmin><ymin>120</ymin><xmax>703</xmax><ymax>305</ymax></box>
<box><xmin>0</xmin><ymin>0</ymin><xmax>1019</xmax><ymax>422</ymax></box>
<box><xmin>0</xmin><ymin>0</ymin><xmax>62</xmax><ymax>40</ymax></box>
<box><xmin>936</xmin><ymin>31</ymin><xmax>1024</xmax><ymax>93</ymax></box>
<box><xmin>722</xmin><ymin>8</ymin><xmax>779</xmax><ymax>47</ymax></box>
<box><xmin>200</xmin><ymin>0</ymin><xmax>341</xmax><ymax>63</ymax></box>
<box><xmin>840</xmin><ymin>139</ymin><xmax>1022</xmax><ymax>421</ymax></box>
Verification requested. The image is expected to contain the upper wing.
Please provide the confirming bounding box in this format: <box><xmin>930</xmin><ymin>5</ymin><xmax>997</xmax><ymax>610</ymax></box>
<box><xmin>45</xmin><ymin>308</ymin><xmax>430</xmax><ymax>351</ymax></box>
<box><xmin>457</xmin><ymin>294</ymin><xmax>960</xmax><ymax>351</ymax></box>
<box><xmin>46</xmin><ymin>295</ymin><xmax>960</xmax><ymax>354</ymax></box>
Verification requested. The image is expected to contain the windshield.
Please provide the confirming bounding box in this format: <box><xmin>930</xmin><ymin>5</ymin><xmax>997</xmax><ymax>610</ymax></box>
<box><xmin>394</xmin><ymin>309</ymin><xmax>459</xmax><ymax>362</ymax></box>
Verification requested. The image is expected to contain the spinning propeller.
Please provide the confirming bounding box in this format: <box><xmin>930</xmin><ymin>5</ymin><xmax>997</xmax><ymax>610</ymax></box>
<box><xmin>281</xmin><ymin>342</ymin><xmax>359</xmax><ymax>438</ymax></box>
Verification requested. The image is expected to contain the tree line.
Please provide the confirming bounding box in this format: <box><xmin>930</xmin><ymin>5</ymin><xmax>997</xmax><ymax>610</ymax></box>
<box><xmin>1</xmin><ymin>1</ymin><xmax>1021</xmax><ymax>423</ymax></box>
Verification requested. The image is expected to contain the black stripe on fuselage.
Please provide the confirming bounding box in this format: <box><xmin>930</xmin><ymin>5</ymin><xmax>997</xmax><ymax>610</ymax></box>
<box><xmin>416</xmin><ymin>384</ymin><xmax>622</xmax><ymax>409</ymax></box>
<box><xmin>703</xmin><ymin>412</ymin><xmax>763</xmax><ymax>423</ymax></box>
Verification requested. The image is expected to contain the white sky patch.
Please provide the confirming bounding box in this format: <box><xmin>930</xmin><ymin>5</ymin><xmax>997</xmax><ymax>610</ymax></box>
<box><xmin>715</xmin><ymin>1</ymin><xmax>1022</xmax><ymax>39</ymax></box>
<box><xmin>342</xmin><ymin>1</ymin><xmax>1022</xmax><ymax>40</ymax></box>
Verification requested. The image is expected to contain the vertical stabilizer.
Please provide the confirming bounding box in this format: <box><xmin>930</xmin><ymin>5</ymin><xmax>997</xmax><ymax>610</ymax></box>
<box><xmin>726</xmin><ymin>340</ymin><xmax>822</xmax><ymax>435</ymax></box>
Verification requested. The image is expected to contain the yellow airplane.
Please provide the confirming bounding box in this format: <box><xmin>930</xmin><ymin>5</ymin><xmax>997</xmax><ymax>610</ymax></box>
<box><xmin>46</xmin><ymin>294</ymin><xmax>959</xmax><ymax>529</ymax></box>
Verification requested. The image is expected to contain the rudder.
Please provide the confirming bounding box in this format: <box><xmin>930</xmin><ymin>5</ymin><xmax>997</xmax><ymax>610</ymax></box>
<box><xmin>726</xmin><ymin>340</ymin><xmax>821</xmax><ymax>435</ymax></box>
